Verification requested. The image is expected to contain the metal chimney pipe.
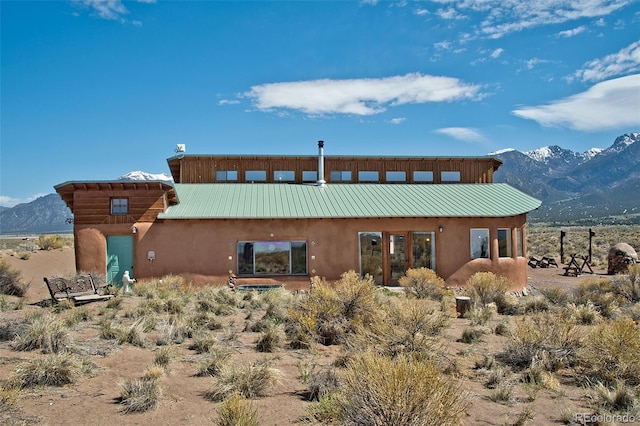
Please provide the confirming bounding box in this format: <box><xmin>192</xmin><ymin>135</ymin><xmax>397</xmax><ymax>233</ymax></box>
<box><xmin>317</xmin><ymin>140</ymin><xmax>326</xmax><ymax>187</ymax></box>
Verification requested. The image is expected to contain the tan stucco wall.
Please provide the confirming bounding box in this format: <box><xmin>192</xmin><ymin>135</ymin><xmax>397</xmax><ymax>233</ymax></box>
<box><xmin>74</xmin><ymin>215</ymin><xmax>530</xmax><ymax>290</ymax></box>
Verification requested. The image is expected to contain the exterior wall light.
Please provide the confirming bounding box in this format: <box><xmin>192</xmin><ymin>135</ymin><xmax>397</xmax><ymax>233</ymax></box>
<box><xmin>131</xmin><ymin>226</ymin><xmax>137</xmax><ymax>234</ymax></box>
<box><xmin>438</xmin><ymin>226</ymin><xmax>443</xmax><ymax>233</ymax></box>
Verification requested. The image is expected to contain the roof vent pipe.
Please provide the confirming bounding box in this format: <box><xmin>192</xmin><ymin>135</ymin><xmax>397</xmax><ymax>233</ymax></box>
<box><xmin>317</xmin><ymin>140</ymin><xmax>326</xmax><ymax>187</ymax></box>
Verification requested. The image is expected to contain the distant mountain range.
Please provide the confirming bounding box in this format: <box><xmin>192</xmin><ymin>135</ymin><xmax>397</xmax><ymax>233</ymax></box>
<box><xmin>0</xmin><ymin>172</ymin><xmax>173</xmax><ymax>235</ymax></box>
<box><xmin>491</xmin><ymin>133</ymin><xmax>640</xmax><ymax>224</ymax></box>
<box><xmin>0</xmin><ymin>135</ymin><xmax>638</xmax><ymax>234</ymax></box>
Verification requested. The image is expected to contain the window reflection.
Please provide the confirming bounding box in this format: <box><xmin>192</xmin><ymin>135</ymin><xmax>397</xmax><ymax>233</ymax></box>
<box><xmin>359</xmin><ymin>232</ymin><xmax>382</xmax><ymax>285</ymax></box>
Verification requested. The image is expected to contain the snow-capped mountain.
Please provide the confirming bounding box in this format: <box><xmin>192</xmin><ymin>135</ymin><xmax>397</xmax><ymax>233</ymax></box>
<box><xmin>118</xmin><ymin>171</ymin><xmax>174</xmax><ymax>182</ymax></box>
<box><xmin>491</xmin><ymin>133</ymin><xmax>639</xmax><ymax>224</ymax></box>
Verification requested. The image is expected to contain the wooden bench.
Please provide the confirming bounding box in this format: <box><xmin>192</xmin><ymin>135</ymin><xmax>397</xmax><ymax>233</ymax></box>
<box><xmin>44</xmin><ymin>274</ymin><xmax>114</xmax><ymax>305</ymax></box>
<box><xmin>529</xmin><ymin>256</ymin><xmax>558</xmax><ymax>268</ymax></box>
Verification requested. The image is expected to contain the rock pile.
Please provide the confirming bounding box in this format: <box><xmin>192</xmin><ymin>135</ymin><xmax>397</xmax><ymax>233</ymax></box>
<box><xmin>607</xmin><ymin>243</ymin><xmax>639</xmax><ymax>274</ymax></box>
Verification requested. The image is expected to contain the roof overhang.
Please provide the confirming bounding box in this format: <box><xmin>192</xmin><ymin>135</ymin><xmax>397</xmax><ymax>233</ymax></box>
<box><xmin>54</xmin><ymin>181</ymin><xmax>178</xmax><ymax>212</ymax></box>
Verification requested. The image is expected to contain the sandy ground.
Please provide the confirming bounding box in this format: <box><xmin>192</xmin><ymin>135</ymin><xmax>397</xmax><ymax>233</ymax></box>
<box><xmin>0</xmin><ymin>248</ymin><xmax>624</xmax><ymax>425</ymax></box>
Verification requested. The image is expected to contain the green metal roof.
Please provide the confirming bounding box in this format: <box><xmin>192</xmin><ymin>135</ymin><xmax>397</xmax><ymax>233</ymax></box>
<box><xmin>157</xmin><ymin>183</ymin><xmax>541</xmax><ymax>219</ymax></box>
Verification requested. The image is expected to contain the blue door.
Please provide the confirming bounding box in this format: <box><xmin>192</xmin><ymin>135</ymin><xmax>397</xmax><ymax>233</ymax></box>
<box><xmin>106</xmin><ymin>235</ymin><xmax>134</xmax><ymax>287</ymax></box>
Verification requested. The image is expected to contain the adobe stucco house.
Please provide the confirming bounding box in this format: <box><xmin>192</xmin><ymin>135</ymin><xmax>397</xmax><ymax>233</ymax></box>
<box><xmin>55</xmin><ymin>142</ymin><xmax>541</xmax><ymax>291</ymax></box>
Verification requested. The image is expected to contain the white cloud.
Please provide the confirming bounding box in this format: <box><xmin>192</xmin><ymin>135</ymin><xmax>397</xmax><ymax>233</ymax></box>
<box><xmin>558</xmin><ymin>26</ymin><xmax>586</xmax><ymax>37</ymax></box>
<box><xmin>573</xmin><ymin>40</ymin><xmax>640</xmax><ymax>82</ymax></box>
<box><xmin>389</xmin><ymin>117</ymin><xmax>406</xmax><ymax>124</ymax></box>
<box><xmin>435</xmin><ymin>127</ymin><xmax>487</xmax><ymax>142</ymax></box>
<box><xmin>78</xmin><ymin>0</ymin><xmax>128</xmax><ymax>21</ymax></box>
<box><xmin>414</xmin><ymin>8</ymin><xmax>429</xmax><ymax>16</ymax></box>
<box><xmin>430</xmin><ymin>0</ymin><xmax>632</xmax><ymax>38</ymax></box>
<box><xmin>218</xmin><ymin>99</ymin><xmax>241</xmax><ymax>106</ymax></box>
<box><xmin>491</xmin><ymin>48</ymin><xmax>504</xmax><ymax>59</ymax></box>
<box><xmin>74</xmin><ymin>0</ymin><xmax>154</xmax><ymax>22</ymax></box>
<box><xmin>244</xmin><ymin>73</ymin><xmax>483</xmax><ymax>116</ymax></box>
<box><xmin>437</xmin><ymin>7</ymin><xmax>464</xmax><ymax>20</ymax></box>
<box><xmin>0</xmin><ymin>194</ymin><xmax>48</xmax><ymax>208</ymax></box>
<box><xmin>512</xmin><ymin>74</ymin><xmax>640</xmax><ymax>131</ymax></box>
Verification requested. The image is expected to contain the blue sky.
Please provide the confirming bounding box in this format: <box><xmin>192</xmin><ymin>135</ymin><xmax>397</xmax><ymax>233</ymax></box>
<box><xmin>1</xmin><ymin>0</ymin><xmax>639</xmax><ymax>207</ymax></box>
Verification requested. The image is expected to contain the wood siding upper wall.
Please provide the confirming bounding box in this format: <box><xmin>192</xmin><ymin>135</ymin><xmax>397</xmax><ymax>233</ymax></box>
<box><xmin>70</xmin><ymin>189</ymin><xmax>167</xmax><ymax>225</ymax></box>
<box><xmin>170</xmin><ymin>156</ymin><xmax>499</xmax><ymax>184</ymax></box>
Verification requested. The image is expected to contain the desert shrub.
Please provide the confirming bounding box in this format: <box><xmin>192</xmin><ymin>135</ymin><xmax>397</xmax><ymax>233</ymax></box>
<box><xmin>522</xmin><ymin>296</ymin><xmax>550</xmax><ymax>313</ymax></box>
<box><xmin>465</xmin><ymin>304</ymin><xmax>496</xmax><ymax>326</ymax></box>
<box><xmin>521</xmin><ymin>363</ymin><xmax>560</xmax><ymax>391</ymax></box>
<box><xmin>10</xmin><ymin>353</ymin><xmax>85</xmax><ymax>388</ymax></box>
<box><xmin>484</xmin><ymin>366</ymin><xmax>508</xmax><ymax>389</ymax></box>
<box><xmin>118</xmin><ymin>378</ymin><xmax>161</xmax><ymax>413</ymax></box>
<box><xmin>591</xmin><ymin>380</ymin><xmax>639</xmax><ymax>414</ymax></box>
<box><xmin>306</xmin><ymin>394</ymin><xmax>341</xmax><ymax>424</ymax></box>
<box><xmin>333</xmin><ymin>352</ymin><xmax>469</xmax><ymax>426</ymax></box>
<box><xmin>474</xmin><ymin>354</ymin><xmax>496</xmax><ymax>371</ymax></box>
<box><xmin>286</xmin><ymin>271</ymin><xmax>384</xmax><ymax>347</ymax></box>
<box><xmin>488</xmin><ymin>383</ymin><xmax>515</xmax><ymax>404</ymax></box>
<box><xmin>399</xmin><ymin>267</ymin><xmax>446</xmax><ymax>300</ymax></box>
<box><xmin>575</xmin><ymin>278</ymin><xmax>625</xmax><ymax>318</ymax></box>
<box><xmin>465</xmin><ymin>272</ymin><xmax>515</xmax><ymax>314</ymax></box>
<box><xmin>538</xmin><ymin>286</ymin><xmax>572</xmax><ymax>306</ymax></box>
<box><xmin>561</xmin><ymin>302</ymin><xmax>602</xmax><ymax>325</ymax></box>
<box><xmin>19</xmin><ymin>252</ymin><xmax>30</xmax><ymax>260</ymax></box>
<box><xmin>37</xmin><ymin>235</ymin><xmax>65</xmax><ymax>251</ymax></box>
<box><xmin>215</xmin><ymin>391</ymin><xmax>259</xmax><ymax>426</ymax></box>
<box><xmin>500</xmin><ymin>312</ymin><xmax>584</xmax><ymax>371</ymax></box>
<box><xmin>392</xmin><ymin>298</ymin><xmax>450</xmax><ymax>337</ymax></box>
<box><xmin>304</xmin><ymin>367</ymin><xmax>340</xmax><ymax>401</ymax></box>
<box><xmin>255</xmin><ymin>322</ymin><xmax>285</xmax><ymax>353</ymax></box>
<box><xmin>195</xmin><ymin>346</ymin><xmax>231</xmax><ymax>377</ymax></box>
<box><xmin>611</xmin><ymin>267</ymin><xmax>640</xmax><ymax>303</ymax></box>
<box><xmin>12</xmin><ymin>314</ymin><xmax>71</xmax><ymax>354</ymax></box>
<box><xmin>205</xmin><ymin>359</ymin><xmax>281</xmax><ymax>401</ymax></box>
<box><xmin>582</xmin><ymin>317</ymin><xmax>640</xmax><ymax>386</ymax></box>
<box><xmin>494</xmin><ymin>320</ymin><xmax>510</xmax><ymax>336</ymax></box>
<box><xmin>0</xmin><ymin>384</ymin><xmax>19</xmax><ymax>413</ymax></box>
<box><xmin>460</xmin><ymin>327</ymin><xmax>485</xmax><ymax>344</ymax></box>
<box><xmin>0</xmin><ymin>259</ymin><xmax>28</xmax><ymax>297</ymax></box>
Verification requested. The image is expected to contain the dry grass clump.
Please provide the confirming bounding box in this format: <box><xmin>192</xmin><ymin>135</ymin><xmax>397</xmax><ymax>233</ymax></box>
<box><xmin>286</xmin><ymin>271</ymin><xmax>384</xmax><ymax>347</ymax></box>
<box><xmin>582</xmin><ymin>317</ymin><xmax>640</xmax><ymax>386</ymax></box>
<box><xmin>205</xmin><ymin>359</ymin><xmax>281</xmax><ymax>401</ymax></box>
<box><xmin>118</xmin><ymin>377</ymin><xmax>161</xmax><ymax>413</ymax></box>
<box><xmin>189</xmin><ymin>331</ymin><xmax>218</xmax><ymax>354</ymax></box>
<box><xmin>465</xmin><ymin>272</ymin><xmax>518</xmax><ymax>314</ymax></box>
<box><xmin>98</xmin><ymin>318</ymin><xmax>147</xmax><ymax>347</ymax></box>
<box><xmin>384</xmin><ymin>298</ymin><xmax>449</xmax><ymax>352</ymax></box>
<box><xmin>561</xmin><ymin>302</ymin><xmax>602</xmax><ymax>325</ymax></box>
<box><xmin>37</xmin><ymin>235</ymin><xmax>69</xmax><ymax>251</ymax></box>
<box><xmin>500</xmin><ymin>312</ymin><xmax>584</xmax><ymax>372</ymax></box>
<box><xmin>591</xmin><ymin>380</ymin><xmax>639</xmax><ymax>415</ymax></box>
<box><xmin>215</xmin><ymin>391</ymin><xmax>259</xmax><ymax>426</ymax></box>
<box><xmin>611</xmin><ymin>264</ymin><xmax>640</xmax><ymax>303</ymax></box>
<box><xmin>195</xmin><ymin>346</ymin><xmax>231</xmax><ymax>377</ymax></box>
<box><xmin>255</xmin><ymin>322</ymin><xmax>285</xmax><ymax>352</ymax></box>
<box><xmin>574</xmin><ymin>278</ymin><xmax>625</xmax><ymax>319</ymax></box>
<box><xmin>12</xmin><ymin>313</ymin><xmax>72</xmax><ymax>354</ymax></box>
<box><xmin>538</xmin><ymin>286</ymin><xmax>572</xmax><ymax>306</ymax></box>
<box><xmin>0</xmin><ymin>259</ymin><xmax>28</xmax><ymax>297</ymax></box>
<box><xmin>10</xmin><ymin>353</ymin><xmax>87</xmax><ymax>388</ymax></box>
<box><xmin>327</xmin><ymin>352</ymin><xmax>469</xmax><ymax>425</ymax></box>
<box><xmin>399</xmin><ymin>267</ymin><xmax>446</xmax><ymax>300</ymax></box>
